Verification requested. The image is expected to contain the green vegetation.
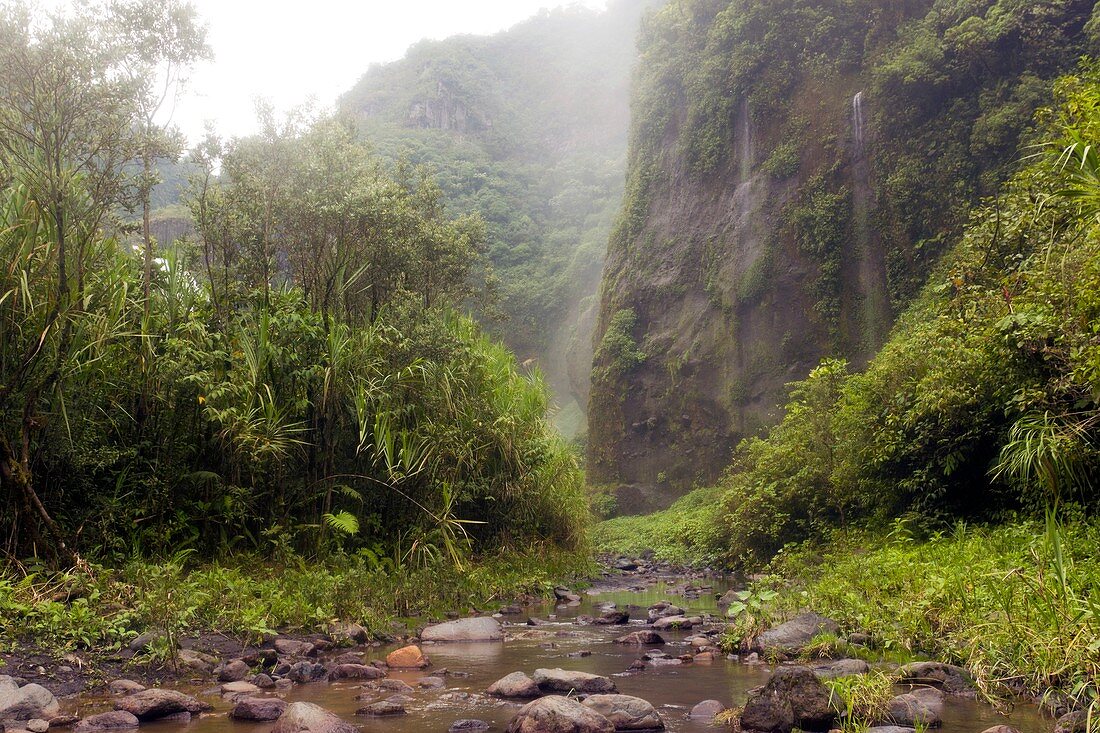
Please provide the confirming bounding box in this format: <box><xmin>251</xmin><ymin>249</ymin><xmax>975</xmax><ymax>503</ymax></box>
<box><xmin>596</xmin><ymin>59</ymin><xmax>1100</xmax><ymax>711</ymax></box>
<box><xmin>336</xmin><ymin>1</ymin><xmax>658</xmax><ymax>432</ymax></box>
<box><xmin>0</xmin><ymin>548</ymin><xmax>592</xmax><ymax>652</ymax></box>
<box><xmin>0</xmin><ymin>0</ymin><xmax>589</xmax><ymax>643</ymax></box>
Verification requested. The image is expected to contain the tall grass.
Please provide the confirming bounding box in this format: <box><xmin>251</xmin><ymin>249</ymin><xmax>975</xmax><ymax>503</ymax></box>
<box><xmin>764</xmin><ymin>516</ymin><xmax>1100</xmax><ymax>708</ymax></box>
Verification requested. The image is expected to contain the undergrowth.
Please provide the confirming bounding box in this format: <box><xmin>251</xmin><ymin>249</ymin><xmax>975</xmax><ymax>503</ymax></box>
<box><xmin>0</xmin><ymin>547</ymin><xmax>593</xmax><ymax>653</ymax></box>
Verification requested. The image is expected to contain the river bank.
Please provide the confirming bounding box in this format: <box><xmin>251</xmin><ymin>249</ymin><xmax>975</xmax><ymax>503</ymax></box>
<box><xmin>0</xmin><ymin>559</ymin><xmax>1068</xmax><ymax>733</ymax></box>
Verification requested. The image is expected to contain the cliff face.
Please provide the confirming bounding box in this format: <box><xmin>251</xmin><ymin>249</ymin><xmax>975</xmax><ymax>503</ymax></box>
<box><xmin>589</xmin><ymin>0</ymin><xmax>1097</xmax><ymax>511</ymax></box>
<box><xmin>339</xmin><ymin>2</ymin><xmax>661</xmax><ymax>435</ymax></box>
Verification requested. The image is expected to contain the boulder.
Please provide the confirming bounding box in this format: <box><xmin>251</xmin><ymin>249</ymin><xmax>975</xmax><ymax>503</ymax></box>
<box><xmin>72</xmin><ymin>712</ymin><xmax>140</xmax><ymax>733</ymax></box>
<box><xmin>220</xmin><ymin>681</ymin><xmax>260</xmax><ymax>697</ymax></box>
<box><xmin>506</xmin><ymin>696</ymin><xmax>615</xmax><ymax>733</ymax></box>
<box><xmin>328</xmin><ymin>622</ymin><xmax>369</xmax><ymax>644</ymax></box>
<box><xmin>177</xmin><ymin>649</ymin><xmax>217</xmax><ymax>673</ymax></box>
<box><xmin>1055</xmin><ymin>711</ymin><xmax>1089</xmax><ymax>733</ymax></box>
<box><xmin>113</xmin><ymin>689</ymin><xmax>209</xmax><ymax>721</ymax></box>
<box><xmin>613</xmin><ymin>559</ymin><xmax>638</xmax><ymax>571</ymax></box>
<box><xmin>652</xmin><ymin>615</ymin><xmax>693</xmax><ymax>630</ymax></box>
<box><xmin>273</xmin><ymin>702</ymin><xmax>358</xmax><ymax>733</ymax></box>
<box><xmin>421</xmin><ymin>617</ymin><xmax>503</xmax><ymax>642</ymax></box>
<box><xmin>593</xmin><ymin>610</ymin><xmax>630</xmax><ymax>625</ymax></box>
<box><xmin>107</xmin><ymin>680</ymin><xmax>145</xmax><ymax>696</ymax></box>
<box><xmin>487</xmin><ymin>672</ymin><xmax>541</xmax><ymax>699</ymax></box>
<box><xmin>274</xmin><ymin>638</ymin><xmax>316</xmax><ymax>657</ymax></box>
<box><xmin>582</xmin><ymin>694</ymin><xmax>664</xmax><ymax>731</ymax></box>
<box><xmin>0</xmin><ymin>678</ymin><xmax>59</xmax><ymax>722</ymax></box>
<box><xmin>717</xmin><ymin>589</ymin><xmax>742</xmax><ymax>606</ymax></box>
<box><xmin>377</xmin><ymin>679</ymin><xmax>416</xmax><ymax>693</ymax></box>
<box><xmin>646</xmin><ymin>603</ymin><xmax>685</xmax><ymax>621</ymax></box>
<box><xmin>231</xmin><ymin>697</ymin><xmax>288</xmax><ymax>721</ymax></box>
<box><xmin>895</xmin><ymin>662</ymin><xmax>974</xmax><ymax>697</ymax></box>
<box><xmin>979</xmin><ymin>727</ymin><xmax>1021</xmax><ymax>733</ymax></box>
<box><xmin>386</xmin><ymin>644</ymin><xmax>430</xmax><ymax>669</ymax></box>
<box><xmin>534</xmin><ymin>668</ymin><xmax>617</xmax><ymax>695</ymax></box>
<box><xmin>288</xmin><ymin>661</ymin><xmax>327</xmax><ymax>683</ymax></box>
<box><xmin>753</xmin><ymin>613</ymin><xmax>839</xmax><ymax>655</ymax></box>
<box><xmin>450</xmin><ymin>720</ymin><xmax>490</xmax><ymax>733</ymax></box>
<box><xmin>356</xmin><ymin>701</ymin><xmax>405</xmax><ymax>716</ymax></box>
<box><xmin>615</xmin><ymin>630</ymin><xmax>665</xmax><ymax>645</ymax></box>
<box><xmin>689</xmin><ymin>700</ymin><xmax>726</xmax><ymax>720</ymax></box>
<box><xmin>740</xmin><ymin>667</ymin><xmax>834</xmax><ymax>733</ymax></box>
<box><xmin>884</xmin><ymin>688</ymin><xmax>943</xmax><ymax>728</ymax></box>
<box><xmin>418</xmin><ymin>677</ymin><xmax>445</xmax><ymax>689</ymax></box>
<box><xmin>217</xmin><ymin>659</ymin><xmax>251</xmax><ymax>682</ymax></box>
<box><xmin>327</xmin><ymin>664</ymin><xmax>386</xmax><ymax>681</ymax></box>
<box><xmin>554</xmin><ymin>587</ymin><xmax>582</xmax><ymax>603</ymax></box>
<box><xmin>812</xmin><ymin>659</ymin><xmax>871</xmax><ymax>678</ymax></box>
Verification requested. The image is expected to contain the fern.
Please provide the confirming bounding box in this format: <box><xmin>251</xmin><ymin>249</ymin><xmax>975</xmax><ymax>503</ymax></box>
<box><xmin>322</xmin><ymin>511</ymin><xmax>359</xmax><ymax>536</ymax></box>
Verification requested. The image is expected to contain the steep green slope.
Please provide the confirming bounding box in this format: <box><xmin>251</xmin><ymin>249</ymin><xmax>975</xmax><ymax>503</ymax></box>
<box><xmin>590</xmin><ymin>0</ymin><xmax>1099</xmax><ymax>510</ymax></box>
<box><xmin>598</xmin><ymin>60</ymin><xmax>1100</xmax><ymax>566</ymax></box>
<box><xmin>339</xmin><ymin>0</ymin><xmax>659</xmax><ymax>436</ymax></box>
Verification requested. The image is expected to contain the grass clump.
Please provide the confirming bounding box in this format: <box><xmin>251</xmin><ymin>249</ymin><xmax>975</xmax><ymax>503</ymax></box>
<box><xmin>825</xmin><ymin>671</ymin><xmax>896</xmax><ymax>733</ymax></box>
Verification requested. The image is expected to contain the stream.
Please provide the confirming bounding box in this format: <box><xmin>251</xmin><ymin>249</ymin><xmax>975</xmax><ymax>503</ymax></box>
<box><xmin>68</xmin><ymin>576</ymin><xmax>1051</xmax><ymax>733</ymax></box>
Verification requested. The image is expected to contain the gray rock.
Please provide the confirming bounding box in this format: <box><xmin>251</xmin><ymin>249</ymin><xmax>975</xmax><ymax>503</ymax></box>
<box><xmin>689</xmin><ymin>700</ymin><xmax>726</xmax><ymax>720</ymax></box>
<box><xmin>252</xmin><ymin>673</ymin><xmax>275</xmax><ymax>689</ymax></box>
<box><xmin>0</xmin><ymin>679</ymin><xmax>60</xmax><ymax>721</ymax></box>
<box><xmin>449</xmin><ymin>720</ymin><xmax>490</xmax><ymax>733</ymax></box>
<box><xmin>274</xmin><ymin>638</ymin><xmax>316</xmax><ymax>657</ymax></box>
<box><xmin>126</xmin><ymin>631</ymin><xmax>163</xmax><ymax>653</ymax></box>
<box><xmin>272</xmin><ymin>702</ymin><xmax>358</xmax><ymax>733</ymax></box>
<box><xmin>486</xmin><ymin>672</ymin><xmax>541</xmax><ymax>699</ymax></box>
<box><xmin>377</xmin><ymin>679</ymin><xmax>416</xmax><ymax>693</ymax></box>
<box><xmin>582</xmin><ymin>694</ymin><xmax>664</xmax><ymax>731</ymax></box>
<box><xmin>25</xmin><ymin>719</ymin><xmax>48</xmax><ymax>733</ymax></box>
<box><xmin>884</xmin><ymin>688</ymin><xmax>944</xmax><ymax>728</ymax></box>
<box><xmin>533</xmin><ymin>668</ymin><xmax>617</xmax><ymax>695</ymax></box>
<box><xmin>741</xmin><ymin>667</ymin><xmax>834</xmax><ymax>733</ymax></box>
<box><xmin>895</xmin><ymin>662</ymin><xmax>974</xmax><ymax>697</ymax></box>
<box><xmin>418</xmin><ymin>677</ymin><xmax>445</xmax><ymax>689</ymax></box>
<box><xmin>1055</xmin><ymin>711</ymin><xmax>1090</xmax><ymax>733</ymax></box>
<box><xmin>812</xmin><ymin>658</ymin><xmax>871</xmax><ymax>678</ymax></box>
<box><xmin>328</xmin><ymin>622</ymin><xmax>369</xmax><ymax>644</ymax></box>
<box><xmin>72</xmin><ymin>711</ymin><xmax>140</xmax><ymax>733</ymax></box>
<box><xmin>107</xmin><ymin>680</ymin><xmax>145</xmax><ymax>696</ymax></box>
<box><xmin>356</xmin><ymin>701</ymin><xmax>405</xmax><ymax>716</ymax></box>
<box><xmin>593</xmin><ymin>610</ymin><xmax>630</xmax><ymax>625</ymax></box>
<box><xmin>231</xmin><ymin>697</ymin><xmax>287</xmax><ymax>721</ymax></box>
<box><xmin>113</xmin><ymin>689</ymin><xmax>209</xmax><ymax>721</ymax></box>
<box><xmin>865</xmin><ymin>728</ymin><xmax>916</xmax><ymax>733</ymax></box>
<box><xmin>652</xmin><ymin>615</ymin><xmax>693</xmax><ymax>630</ymax></box>
<box><xmin>327</xmin><ymin>664</ymin><xmax>385</xmax><ymax>681</ymax></box>
<box><xmin>554</xmin><ymin>587</ymin><xmax>582</xmax><ymax>603</ymax></box>
<box><xmin>220</xmin><ymin>681</ymin><xmax>261</xmax><ymax>697</ymax></box>
<box><xmin>217</xmin><ymin>659</ymin><xmax>250</xmax><ymax>682</ymax></box>
<box><xmin>288</xmin><ymin>661</ymin><xmax>326</xmax><ymax>683</ymax></box>
<box><xmin>506</xmin><ymin>695</ymin><xmax>615</xmax><ymax>733</ymax></box>
<box><xmin>177</xmin><ymin>649</ymin><xmax>217</xmax><ymax>673</ymax></box>
<box><xmin>421</xmin><ymin>617</ymin><xmax>503</xmax><ymax>642</ymax></box>
<box><xmin>615</xmin><ymin>630</ymin><xmax>665</xmax><ymax>645</ymax></box>
<box><xmin>978</xmin><ymin>727</ymin><xmax>1021</xmax><ymax>733</ymax></box>
<box><xmin>753</xmin><ymin>613</ymin><xmax>840</xmax><ymax>655</ymax></box>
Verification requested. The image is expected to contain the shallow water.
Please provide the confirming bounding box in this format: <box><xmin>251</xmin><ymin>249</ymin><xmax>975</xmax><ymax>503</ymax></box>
<box><xmin>74</xmin><ymin>579</ymin><xmax>1052</xmax><ymax>733</ymax></box>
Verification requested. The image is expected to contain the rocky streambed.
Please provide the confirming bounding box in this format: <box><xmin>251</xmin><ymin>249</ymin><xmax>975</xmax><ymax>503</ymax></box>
<box><xmin>0</xmin><ymin>567</ymin><xmax>1060</xmax><ymax>733</ymax></box>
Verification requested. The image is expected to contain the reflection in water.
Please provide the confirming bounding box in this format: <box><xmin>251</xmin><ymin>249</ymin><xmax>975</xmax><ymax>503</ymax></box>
<box><xmin>75</xmin><ymin>580</ymin><xmax>1050</xmax><ymax>733</ymax></box>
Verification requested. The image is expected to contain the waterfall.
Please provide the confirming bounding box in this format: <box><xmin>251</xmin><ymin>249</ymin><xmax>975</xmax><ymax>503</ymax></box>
<box><xmin>852</xmin><ymin>91</ymin><xmax>865</xmax><ymax>156</ymax></box>
<box><xmin>739</xmin><ymin>98</ymin><xmax>753</xmax><ymax>182</ymax></box>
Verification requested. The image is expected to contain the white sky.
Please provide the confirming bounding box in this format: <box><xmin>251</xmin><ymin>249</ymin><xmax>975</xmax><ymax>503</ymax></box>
<box><xmin>46</xmin><ymin>0</ymin><xmax>609</xmax><ymax>144</ymax></box>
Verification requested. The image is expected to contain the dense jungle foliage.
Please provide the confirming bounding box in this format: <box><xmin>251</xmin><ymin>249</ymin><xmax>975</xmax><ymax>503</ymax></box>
<box><xmin>599</xmin><ymin>60</ymin><xmax>1100</xmax><ymax>568</ymax></box>
<box><xmin>0</xmin><ymin>1</ymin><xmax>587</xmax><ymax>569</ymax></box>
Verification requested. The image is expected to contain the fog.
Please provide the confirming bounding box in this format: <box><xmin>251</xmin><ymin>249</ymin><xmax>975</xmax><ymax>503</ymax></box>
<box><xmin>38</xmin><ymin>0</ymin><xmax>609</xmax><ymax>143</ymax></box>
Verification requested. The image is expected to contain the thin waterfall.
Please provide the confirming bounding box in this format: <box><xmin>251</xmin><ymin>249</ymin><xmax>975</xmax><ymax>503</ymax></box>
<box><xmin>739</xmin><ymin>97</ymin><xmax>753</xmax><ymax>182</ymax></box>
<box><xmin>852</xmin><ymin>91</ymin><xmax>865</xmax><ymax>156</ymax></box>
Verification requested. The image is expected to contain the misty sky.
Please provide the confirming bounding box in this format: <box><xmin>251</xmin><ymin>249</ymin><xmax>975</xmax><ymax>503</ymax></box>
<box><xmin>45</xmin><ymin>0</ymin><xmax>609</xmax><ymax>143</ymax></box>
